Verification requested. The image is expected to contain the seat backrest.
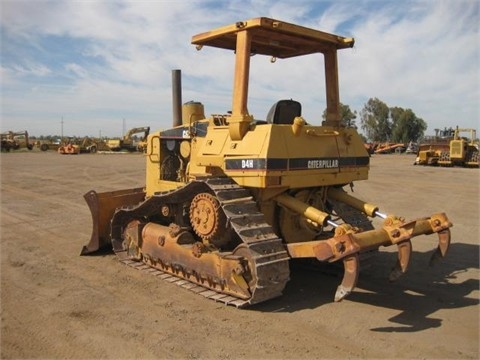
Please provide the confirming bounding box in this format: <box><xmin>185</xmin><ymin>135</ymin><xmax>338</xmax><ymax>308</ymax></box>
<box><xmin>266</xmin><ymin>99</ymin><xmax>302</xmax><ymax>125</ymax></box>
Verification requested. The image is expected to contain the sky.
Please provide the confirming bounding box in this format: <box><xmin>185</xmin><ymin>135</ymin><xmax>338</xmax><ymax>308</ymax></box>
<box><xmin>1</xmin><ymin>0</ymin><xmax>479</xmax><ymax>138</ymax></box>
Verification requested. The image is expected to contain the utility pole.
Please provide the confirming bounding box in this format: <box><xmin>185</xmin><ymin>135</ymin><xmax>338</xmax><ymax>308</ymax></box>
<box><xmin>61</xmin><ymin>116</ymin><xmax>64</xmax><ymax>138</ymax></box>
<box><xmin>122</xmin><ymin>118</ymin><xmax>126</xmax><ymax>136</ymax></box>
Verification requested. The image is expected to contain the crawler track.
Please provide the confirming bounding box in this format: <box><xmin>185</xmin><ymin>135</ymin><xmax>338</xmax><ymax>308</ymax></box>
<box><xmin>119</xmin><ymin>258</ymin><xmax>251</xmax><ymax>307</ymax></box>
<box><xmin>110</xmin><ymin>178</ymin><xmax>290</xmax><ymax>307</ymax></box>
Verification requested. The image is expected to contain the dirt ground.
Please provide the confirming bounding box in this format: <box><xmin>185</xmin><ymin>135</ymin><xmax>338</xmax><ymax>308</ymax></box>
<box><xmin>1</xmin><ymin>150</ymin><xmax>478</xmax><ymax>359</ymax></box>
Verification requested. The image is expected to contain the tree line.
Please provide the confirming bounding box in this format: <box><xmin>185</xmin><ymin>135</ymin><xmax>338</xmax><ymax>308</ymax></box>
<box><xmin>34</xmin><ymin>97</ymin><xmax>427</xmax><ymax>144</ymax></box>
<box><xmin>324</xmin><ymin>97</ymin><xmax>427</xmax><ymax>143</ymax></box>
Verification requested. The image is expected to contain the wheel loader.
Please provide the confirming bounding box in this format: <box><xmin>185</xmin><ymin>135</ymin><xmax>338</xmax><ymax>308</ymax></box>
<box><xmin>82</xmin><ymin>18</ymin><xmax>452</xmax><ymax>306</ymax></box>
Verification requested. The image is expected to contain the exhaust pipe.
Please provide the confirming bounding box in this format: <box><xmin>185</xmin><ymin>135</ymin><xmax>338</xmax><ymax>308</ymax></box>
<box><xmin>172</xmin><ymin>69</ymin><xmax>182</xmax><ymax>127</ymax></box>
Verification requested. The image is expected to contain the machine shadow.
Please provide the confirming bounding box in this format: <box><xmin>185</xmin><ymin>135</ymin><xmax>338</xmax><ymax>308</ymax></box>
<box><xmin>250</xmin><ymin>242</ymin><xmax>479</xmax><ymax>332</ymax></box>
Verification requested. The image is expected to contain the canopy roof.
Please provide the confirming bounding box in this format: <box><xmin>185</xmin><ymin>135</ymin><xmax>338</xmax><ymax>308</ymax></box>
<box><xmin>191</xmin><ymin>17</ymin><xmax>354</xmax><ymax>58</ymax></box>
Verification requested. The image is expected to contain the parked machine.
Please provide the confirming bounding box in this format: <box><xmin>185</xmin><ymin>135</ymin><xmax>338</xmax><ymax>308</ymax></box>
<box><xmin>374</xmin><ymin>142</ymin><xmax>406</xmax><ymax>154</ymax></box>
<box><xmin>107</xmin><ymin>126</ymin><xmax>150</xmax><ymax>152</ymax></box>
<box><xmin>415</xmin><ymin>127</ymin><xmax>479</xmax><ymax>167</ymax></box>
<box><xmin>1</xmin><ymin>131</ymin><xmax>33</xmax><ymax>151</ymax></box>
<box><xmin>57</xmin><ymin>141</ymin><xmax>80</xmax><ymax>155</ymax></box>
<box><xmin>37</xmin><ymin>139</ymin><xmax>61</xmax><ymax>152</ymax></box>
<box><xmin>57</xmin><ymin>137</ymin><xmax>109</xmax><ymax>154</ymax></box>
<box><xmin>82</xmin><ymin>18</ymin><xmax>452</xmax><ymax>306</ymax></box>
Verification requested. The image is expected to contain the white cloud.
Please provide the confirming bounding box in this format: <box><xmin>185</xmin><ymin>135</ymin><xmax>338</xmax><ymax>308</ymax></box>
<box><xmin>65</xmin><ymin>63</ymin><xmax>88</xmax><ymax>79</ymax></box>
<box><xmin>9</xmin><ymin>63</ymin><xmax>52</xmax><ymax>77</ymax></box>
<box><xmin>0</xmin><ymin>0</ymin><xmax>478</xmax><ymax>137</ymax></box>
<box><xmin>338</xmin><ymin>0</ymin><xmax>479</xmax><ymax>130</ymax></box>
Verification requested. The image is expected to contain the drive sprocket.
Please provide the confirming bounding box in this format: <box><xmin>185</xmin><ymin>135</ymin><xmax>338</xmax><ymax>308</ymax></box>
<box><xmin>189</xmin><ymin>192</ymin><xmax>227</xmax><ymax>247</ymax></box>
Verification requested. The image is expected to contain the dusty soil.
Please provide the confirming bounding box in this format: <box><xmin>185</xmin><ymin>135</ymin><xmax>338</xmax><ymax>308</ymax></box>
<box><xmin>1</xmin><ymin>151</ymin><xmax>478</xmax><ymax>359</ymax></box>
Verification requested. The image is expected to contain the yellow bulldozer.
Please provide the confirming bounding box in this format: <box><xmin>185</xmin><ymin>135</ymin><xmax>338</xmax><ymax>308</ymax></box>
<box><xmin>415</xmin><ymin>127</ymin><xmax>479</xmax><ymax>167</ymax></box>
<box><xmin>82</xmin><ymin>18</ymin><xmax>452</xmax><ymax>306</ymax></box>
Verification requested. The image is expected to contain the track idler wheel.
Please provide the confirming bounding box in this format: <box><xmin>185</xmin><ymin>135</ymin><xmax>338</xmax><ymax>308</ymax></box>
<box><xmin>123</xmin><ymin>219</ymin><xmax>145</xmax><ymax>261</ymax></box>
<box><xmin>231</xmin><ymin>244</ymin><xmax>256</xmax><ymax>296</ymax></box>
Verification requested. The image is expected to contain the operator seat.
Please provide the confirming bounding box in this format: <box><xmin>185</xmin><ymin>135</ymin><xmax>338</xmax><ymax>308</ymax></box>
<box><xmin>266</xmin><ymin>99</ymin><xmax>302</xmax><ymax>125</ymax></box>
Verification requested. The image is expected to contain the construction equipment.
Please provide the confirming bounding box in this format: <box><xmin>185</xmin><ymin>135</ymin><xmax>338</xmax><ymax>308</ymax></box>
<box><xmin>36</xmin><ymin>139</ymin><xmax>61</xmax><ymax>152</ymax></box>
<box><xmin>58</xmin><ymin>140</ymin><xmax>80</xmax><ymax>155</ymax></box>
<box><xmin>374</xmin><ymin>142</ymin><xmax>406</xmax><ymax>154</ymax></box>
<box><xmin>82</xmin><ymin>18</ymin><xmax>452</xmax><ymax>306</ymax></box>
<box><xmin>107</xmin><ymin>126</ymin><xmax>150</xmax><ymax>152</ymax></box>
<box><xmin>415</xmin><ymin>127</ymin><xmax>479</xmax><ymax>167</ymax></box>
<box><xmin>77</xmin><ymin>136</ymin><xmax>111</xmax><ymax>153</ymax></box>
<box><xmin>405</xmin><ymin>141</ymin><xmax>418</xmax><ymax>154</ymax></box>
<box><xmin>1</xmin><ymin>131</ymin><xmax>33</xmax><ymax>151</ymax></box>
<box><xmin>57</xmin><ymin>137</ymin><xmax>109</xmax><ymax>154</ymax></box>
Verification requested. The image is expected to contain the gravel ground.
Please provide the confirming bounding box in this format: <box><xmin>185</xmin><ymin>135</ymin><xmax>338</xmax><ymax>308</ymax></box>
<box><xmin>1</xmin><ymin>151</ymin><xmax>478</xmax><ymax>359</ymax></box>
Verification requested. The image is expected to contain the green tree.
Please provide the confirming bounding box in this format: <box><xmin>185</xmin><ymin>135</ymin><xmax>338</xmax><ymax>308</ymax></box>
<box><xmin>360</xmin><ymin>98</ymin><xmax>391</xmax><ymax>141</ymax></box>
<box><xmin>322</xmin><ymin>103</ymin><xmax>358</xmax><ymax>128</ymax></box>
<box><xmin>390</xmin><ymin>107</ymin><xmax>427</xmax><ymax>143</ymax></box>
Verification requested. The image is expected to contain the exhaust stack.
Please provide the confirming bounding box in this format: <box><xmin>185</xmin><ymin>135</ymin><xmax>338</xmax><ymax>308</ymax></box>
<box><xmin>172</xmin><ymin>69</ymin><xmax>182</xmax><ymax>127</ymax></box>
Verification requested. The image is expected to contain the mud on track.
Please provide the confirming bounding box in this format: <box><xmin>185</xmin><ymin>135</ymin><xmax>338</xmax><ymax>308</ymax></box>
<box><xmin>1</xmin><ymin>151</ymin><xmax>479</xmax><ymax>359</ymax></box>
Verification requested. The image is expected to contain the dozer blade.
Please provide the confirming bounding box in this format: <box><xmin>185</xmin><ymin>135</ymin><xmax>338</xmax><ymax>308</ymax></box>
<box><xmin>81</xmin><ymin>187</ymin><xmax>145</xmax><ymax>255</ymax></box>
